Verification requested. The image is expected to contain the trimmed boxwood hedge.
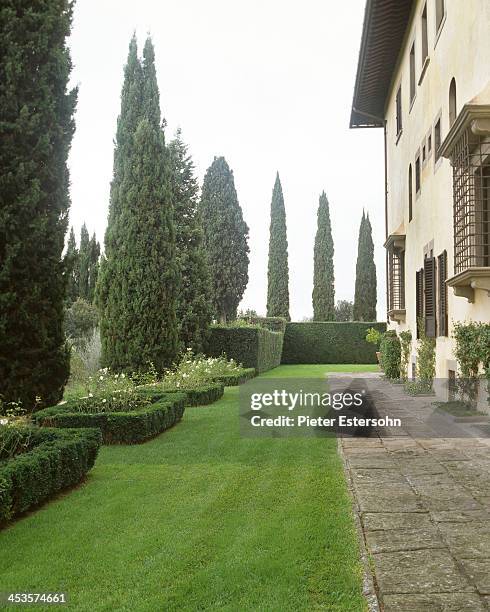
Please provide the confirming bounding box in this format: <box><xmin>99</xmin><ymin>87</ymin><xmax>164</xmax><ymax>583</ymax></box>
<box><xmin>0</xmin><ymin>427</ymin><xmax>101</xmax><ymax>525</ymax></box>
<box><xmin>281</xmin><ymin>322</ymin><xmax>387</xmax><ymax>364</ymax></box>
<box><xmin>153</xmin><ymin>383</ymin><xmax>225</xmax><ymax>407</ymax></box>
<box><xmin>206</xmin><ymin>326</ymin><xmax>284</xmax><ymax>373</ymax></box>
<box><xmin>212</xmin><ymin>368</ymin><xmax>256</xmax><ymax>386</ymax></box>
<box><xmin>32</xmin><ymin>394</ymin><xmax>186</xmax><ymax>444</ymax></box>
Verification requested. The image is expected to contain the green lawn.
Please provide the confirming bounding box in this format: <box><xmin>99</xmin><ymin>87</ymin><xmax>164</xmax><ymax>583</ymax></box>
<box><xmin>0</xmin><ymin>365</ymin><xmax>368</xmax><ymax>611</ymax></box>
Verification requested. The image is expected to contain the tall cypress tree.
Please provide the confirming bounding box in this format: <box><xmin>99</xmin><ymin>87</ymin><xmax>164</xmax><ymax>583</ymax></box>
<box><xmin>168</xmin><ymin>131</ymin><xmax>212</xmax><ymax>352</ymax></box>
<box><xmin>78</xmin><ymin>223</ymin><xmax>90</xmax><ymax>301</ymax></box>
<box><xmin>312</xmin><ymin>191</ymin><xmax>335</xmax><ymax>320</ymax></box>
<box><xmin>199</xmin><ymin>157</ymin><xmax>249</xmax><ymax>322</ymax></box>
<box><xmin>0</xmin><ymin>0</ymin><xmax>77</xmax><ymax>409</ymax></box>
<box><xmin>97</xmin><ymin>36</ymin><xmax>179</xmax><ymax>371</ymax></box>
<box><xmin>353</xmin><ymin>211</ymin><xmax>377</xmax><ymax>321</ymax></box>
<box><xmin>66</xmin><ymin>227</ymin><xmax>79</xmax><ymax>304</ymax></box>
<box><xmin>87</xmin><ymin>233</ymin><xmax>100</xmax><ymax>303</ymax></box>
<box><xmin>267</xmin><ymin>173</ymin><xmax>290</xmax><ymax>320</ymax></box>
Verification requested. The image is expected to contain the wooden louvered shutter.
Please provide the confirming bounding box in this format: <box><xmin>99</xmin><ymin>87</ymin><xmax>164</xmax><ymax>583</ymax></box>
<box><xmin>424</xmin><ymin>257</ymin><xmax>437</xmax><ymax>338</ymax></box>
<box><xmin>416</xmin><ymin>269</ymin><xmax>424</xmax><ymax>338</ymax></box>
<box><xmin>438</xmin><ymin>250</ymin><xmax>448</xmax><ymax>337</ymax></box>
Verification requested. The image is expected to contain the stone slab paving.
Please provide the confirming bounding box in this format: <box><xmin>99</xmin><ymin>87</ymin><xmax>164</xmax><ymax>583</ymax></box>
<box><xmin>336</xmin><ymin>373</ymin><xmax>490</xmax><ymax>611</ymax></box>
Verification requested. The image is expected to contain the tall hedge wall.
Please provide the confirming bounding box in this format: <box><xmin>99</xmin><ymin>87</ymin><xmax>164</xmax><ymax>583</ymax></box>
<box><xmin>281</xmin><ymin>322</ymin><xmax>386</xmax><ymax>364</ymax></box>
<box><xmin>206</xmin><ymin>326</ymin><xmax>283</xmax><ymax>373</ymax></box>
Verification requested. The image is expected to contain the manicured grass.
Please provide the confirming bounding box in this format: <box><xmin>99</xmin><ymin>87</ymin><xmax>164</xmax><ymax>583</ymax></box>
<box><xmin>0</xmin><ymin>366</ymin><xmax>368</xmax><ymax>611</ymax></box>
<box><xmin>260</xmin><ymin>363</ymin><xmax>379</xmax><ymax>378</ymax></box>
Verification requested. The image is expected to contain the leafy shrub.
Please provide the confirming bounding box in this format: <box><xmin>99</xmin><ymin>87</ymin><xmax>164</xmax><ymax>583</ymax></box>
<box><xmin>65</xmin><ymin>298</ymin><xmax>99</xmax><ymax>348</ymax></box>
<box><xmin>32</xmin><ymin>395</ymin><xmax>186</xmax><ymax>444</ymax></box>
<box><xmin>0</xmin><ymin>427</ymin><xmax>101</xmax><ymax>525</ymax></box>
<box><xmin>365</xmin><ymin>327</ymin><xmax>383</xmax><ymax>348</ymax></box>
<box><xmin>453</xmin><ymin>321</ymin><xmax>490</xmax><ymax>405</ymax></box>
<box><xmin>399</xmin><ymin>330</ymin><xmax>412</xmax><ymax>382</ymax></box>
<box><xmin>206</xmin><ymin>326</ymin><xmax>284</xmax><ymax>372</ymax></box>
<box><xmin>282</xmin><ymin>322</ymin><xmax>386</xmax><ymax>364</ymax></box>
<box><xmin>416</xmin><ymin>324</ymin><xmax>436</xmax><ymax>387</ymax></box>
<box><xmin>380</xmin><ymin>331</ymin><xmax>401</xmax><ymax>380</ymax></box>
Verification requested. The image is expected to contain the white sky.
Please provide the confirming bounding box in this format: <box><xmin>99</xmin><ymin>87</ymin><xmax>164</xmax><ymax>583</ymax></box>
<box><xmin>67</xmin><ymin>0</ymin><xmax>385</xmax><ymax>321</ymax></box>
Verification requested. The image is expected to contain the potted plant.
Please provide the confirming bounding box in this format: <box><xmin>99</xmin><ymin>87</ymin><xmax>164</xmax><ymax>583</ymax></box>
<box><xmin>365</xmin><ymin>327</ymin><xmax>383</xmax><ymax>364</ymax></box>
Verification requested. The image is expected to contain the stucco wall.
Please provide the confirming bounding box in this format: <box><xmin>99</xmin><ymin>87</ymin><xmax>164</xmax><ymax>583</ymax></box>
<box><xmin>383</xmin><ymin>0</ymin><xmax>490</xmax><ymax>377</ymax></box>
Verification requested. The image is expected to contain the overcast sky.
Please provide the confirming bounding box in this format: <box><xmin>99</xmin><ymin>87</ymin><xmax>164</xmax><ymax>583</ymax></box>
<box><xmin>67</xmin><ymin>0</ymin><xmax>385</xmax><ymax>321</ymax></box>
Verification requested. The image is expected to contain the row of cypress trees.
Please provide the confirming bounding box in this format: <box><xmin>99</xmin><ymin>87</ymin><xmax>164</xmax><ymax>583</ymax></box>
<box><xmin>266</xmin><ymin>180</ymin><xmax>377</xmax><ymax>322</ymax></box>
<box><xmin>66</xmin><ymin>225</ymin><xmax>100</xmax><ymax>304</ymax></box>
<box><xmin>96</xmin><ymin>36</ymin><xmax>250</xmax><ymax>373</ymax></box>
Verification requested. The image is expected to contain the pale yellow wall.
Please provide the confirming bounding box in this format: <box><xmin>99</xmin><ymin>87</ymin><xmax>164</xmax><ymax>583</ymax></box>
<box><xmin>383</xmin><ymin>0</ymin><xmax>490</xmax><ymax>377</ymax></box>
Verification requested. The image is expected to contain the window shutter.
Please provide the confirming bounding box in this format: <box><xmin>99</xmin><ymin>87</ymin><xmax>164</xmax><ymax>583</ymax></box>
<box><xmin>438</xmin><ymin>250</ymin><xmax>448</xmax><ymax>336</ymax></box>
<box><xmin>424</xmin><ymin>256</ymin><xmax>437</xmax><ymax>338</ymax></box>
<box><xmin>416</xmin><ymin>268</ymin><xmax>424</xmax><ymax>338</ymax></box>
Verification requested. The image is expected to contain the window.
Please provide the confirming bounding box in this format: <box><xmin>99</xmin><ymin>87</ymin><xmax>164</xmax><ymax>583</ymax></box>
<box><xmin>408</xmin><ymin>164</ymin><xmax>413</xmax><ymax>221</ymax></box>
<box><xmin>422</xmin><ymin>141</ymin><xmax>427</xmax><ymax>164</ymax></box>
<box><xmin>424</xmin><ymin>255</ymin><xmax>437</xmax><ymax>338</ymax></box>
<box><xmin>436</xmin><ymin>0</ymin><xmax>445</xmax><ymax>34</ymax></box>
<box><xmin>428</xmin><ymin>133</ymin><xmax>432</xmax><ymax>155</ymax></box>
<box><xmin>415</xmin><ymin>154</ymin><xmax>421</xmax><ymax>193</ymax></box>
<box><xmin>421</xmin><ymin>4</ymin><xmax>429</xmax><ymax>64</ymax></box>
<box><xmin>434</xmin><ymin>117</ymin><xmax>441</xmax><ymax>161</ymax></box>
<box><xmin>438</xmin><ymin>250</ymin><xmax>448</xmax><ymax>336</ymax></box>
<box><xmin>451</xmin><ymin>127</ymin><xmax>490</xmax><ymax>274</ymax></box>
<box><xmin>388</xmin><ymin>249</ymin><xmax>405</xmax><ymax>312</ymax></box>
<box><xmin>449</xmin><ymin>78</ymin><xmax>457</xmax><ymax>127</ymax></box>
<box><xmin>396</xmin><ymin>86</ymin><xmax>403</xmax><ymax>137</ymax></box>
<box><xmin>409</xmin><ymin>42</ymin><xmax>416</xmax><ymax>104</ymax></box>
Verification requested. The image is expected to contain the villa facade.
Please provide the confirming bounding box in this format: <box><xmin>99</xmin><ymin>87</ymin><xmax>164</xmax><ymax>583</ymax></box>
<box><xmin>351</xmin><ymin>0</ymin><xmax>490</xmax><ymax>378</ymax></box>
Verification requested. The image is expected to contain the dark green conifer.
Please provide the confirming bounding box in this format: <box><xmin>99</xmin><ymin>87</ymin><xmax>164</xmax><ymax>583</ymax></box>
<box><xmin>199</xmin><ymin>157</ymin><xmax>249</xmax><ymax>322</ymax></box>
<box><xmin>312</xmin><ymin>191</ymin><xmax>335</xmax><ymax>320</ymax></box>
<box><xmin>66</xmin><ymin>227</ymin><xmax>79</xmax><ymax>304</ymax></box>
<box><xmin>266</xmin><ymin>173</ymin><xmax>290</xmax><ymax>320</ymax></box>
<box><xmin>78</xmin><ymin>223</ymin><xmax>91</xmax><ymax>302</ymax></box>
<box><xmin>353</xmin><ymin>211</ymin><xmax>377</xmax><ymax>321</ymax></box>
<box><xmin>168</xmin><ymin>131</ymin><xmax>212</xmax><ymax>352</ymax></box>
<box><xmin>97</xmin><ymin>36</ymin><xmax>178</xmax><ymax>371</ymax></box>
<box><xmin>0</xmin><ymin>0</ymin><xmax>77</xmax><ymax>409</ymax></box>
<box><xmin>87</xmin><ymin>233</ymin><xmax>100</xmax><ymax>303</ymax></box>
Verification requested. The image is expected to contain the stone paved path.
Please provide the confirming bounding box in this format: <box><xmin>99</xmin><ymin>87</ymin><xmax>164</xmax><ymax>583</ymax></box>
<box><xmin>335</xmin><ymin>373</ymin><xmax>490</xmax><ymax>612</ymax></box>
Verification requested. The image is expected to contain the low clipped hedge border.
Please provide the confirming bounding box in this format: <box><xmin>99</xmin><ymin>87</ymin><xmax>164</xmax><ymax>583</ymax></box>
<box><xmin>159</xmin><ymin>383</ymin><xmax>224</xmax><ymax>407</ymax></box>
<box><xmin>212</xmin><ymin>368</ymin><xmax>256</xmax><ymax>386</ymax></box>
<box><xmin>32</xmin><ymin>394</ymin><xmax>186</xmax><ymax>444</ymax></box>
<box><xmin>206</xmin><ymin>326</ymin><xmax>284</xmax><ymax>373</ymax></box>
<box><xmin>281</xmin><ymin>322</ymin><xmax>387</xmax><ymax>364</ymax></box>
<box><xmin>0</xmin><ymin>427</ymin><xmax>101</xmax><ymax>525</ymax></box>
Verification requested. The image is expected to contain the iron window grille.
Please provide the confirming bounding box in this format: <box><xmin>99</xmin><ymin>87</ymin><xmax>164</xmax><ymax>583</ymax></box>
<box><xmin>388</xmin><ymin>248</ymin><xmax>405</xmax><ymax>311</ymax></box>
<box><xmin>451</xmin><ymin>128</ymin><xmax>490</xmax><ymax>274</ymax></box>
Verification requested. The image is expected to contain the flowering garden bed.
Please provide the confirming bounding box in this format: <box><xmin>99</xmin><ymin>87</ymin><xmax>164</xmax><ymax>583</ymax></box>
<box><xmin>0</xmin><ymin>427</ymin><xmax>101</xmax><ymax>525</ymax></box>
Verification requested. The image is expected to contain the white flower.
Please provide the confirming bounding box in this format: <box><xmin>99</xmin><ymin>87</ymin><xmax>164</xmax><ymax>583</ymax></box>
<box><xmin>102</xmin><ymin>399</ymin><xmax>107</xmax><ymax>403</ymax></box>
<box><xmin>88</xmin><ymin>393</ymin><xmax>94</xmax><ymax>398</ymax></box>
<box><xmin>0</xmin><ymin>418</ymin><xmax>8</xmax><ymax>426</ymax></box>
<box><xmin>99</xmin><ymin>375</ymin><xmax>104</xmax><ymax>381</ymax></box>
<box><xmin>121</xmin><ymin>373</ymin><xmax>125</xmax><ymax>379</ymax></box>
